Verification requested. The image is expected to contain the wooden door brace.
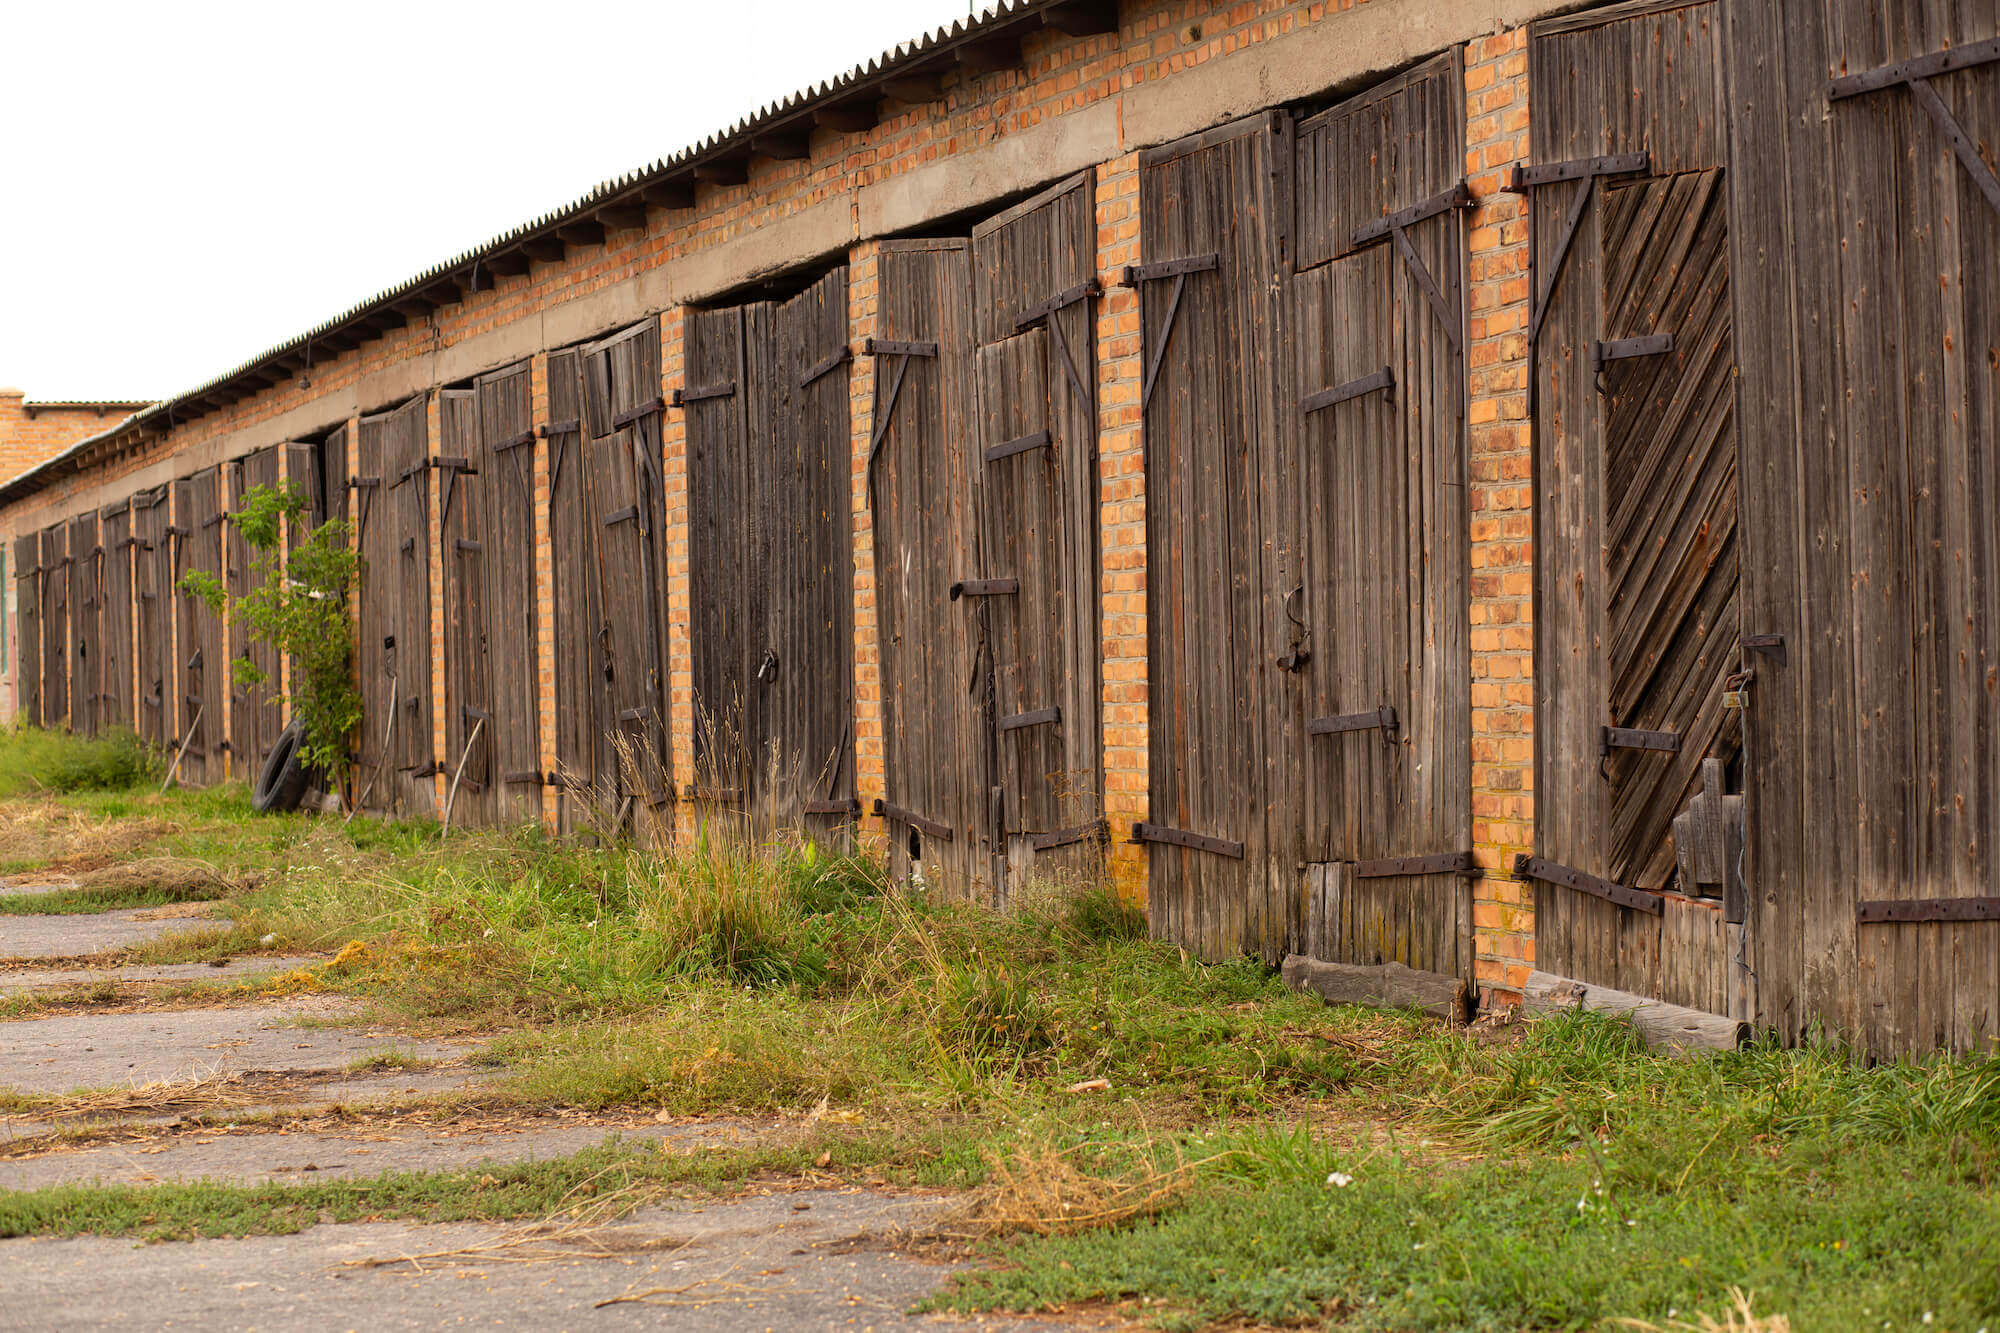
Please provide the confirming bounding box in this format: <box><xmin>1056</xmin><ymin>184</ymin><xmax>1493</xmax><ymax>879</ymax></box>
<box><xmin>1012</xmin><ymin>279</ymin><xmax>1100</xmax><ymax>407</ymax></box>
<box><xmin>1303</xmin><ymin>366</ymin><xmax>1395</xmax><ymax>414</ymax></box>
<box><xmin>862</xmin><ymin>338</ymin><xmax>939</xmax><ymax>487</ymax></box>
<box><xmin>1345</xmin><ymin>181</ymin><xmax>1472</xmax><ymax>352</ymax></box>
<box><xmin>1830</xmin><ymin>37</ymin><xmax>2000</xmax><ymax>219</ymax></box>
<box><xmin>1501</xmin><ymin>153</ymin><xmax>1650</xmax><ymax>349</ymax></box>
<box><xmin>1122</xmin><ymin>254</ymin><xmax>1219</xmax><ymax>413</ymax></box>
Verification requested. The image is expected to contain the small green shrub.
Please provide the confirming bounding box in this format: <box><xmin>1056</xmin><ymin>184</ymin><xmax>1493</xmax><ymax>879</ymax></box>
<box><xmin>0</xmin><ymin>726</ymin><xmax>159</xmax><ymax>795</ymax></box>
<box><xmin>180</xmin><ymin>483</ymin><xmax>358</xmax><ymax>774</ymax></box>
<box><xmin>1063</xmin><ymin>885</ymin><xmax>1147</xmax><ymax>944</ymax></box>
<box><xmin>932</xmin><ymin>965</ymin><xmax>1057</xmax><ymax>1063</ymax></box>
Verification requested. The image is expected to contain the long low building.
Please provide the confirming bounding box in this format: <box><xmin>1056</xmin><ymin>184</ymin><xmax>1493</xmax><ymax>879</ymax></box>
<box><xmin>3</xmin><ymin>0</ymin><xmax>1995</xmax><ymax>1059</ymax></box>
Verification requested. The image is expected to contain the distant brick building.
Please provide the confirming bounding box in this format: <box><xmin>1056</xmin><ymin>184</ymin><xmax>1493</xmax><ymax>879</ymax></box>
<box><xmin>0</xmin><ymin>390</ymin><xmax>151</xmax><ymax>728</ymax></box>
<box><xmin>0</xmin><ymin>392</ymin><xmax>150</xmax><ymax>482</ymax></box>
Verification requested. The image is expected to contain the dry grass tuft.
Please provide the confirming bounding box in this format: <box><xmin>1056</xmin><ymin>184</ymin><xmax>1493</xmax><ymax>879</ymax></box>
<box><xmin>73</xmin><ymin>857</ymin><xmax>240</xmax><ymax>899</ymax></box>
<box><xmin>940</xmin><ymin>1137</ymin><xmax>1228</xmax><ymax>1240</ymax></box>
<box><xmin>343</xmin><ymin>1170</ymin><xmax>681</xmax><ymax>1271</ymax></box>
<box><xmin>1620</xmin><ymin>1289</ymin><xmax>1790</xmax><ymax>1333</ymax></box>
<box><xmin>0</xmin><ymin>804</ymin><xmax>174</xmax><ymax>878</ymax></box>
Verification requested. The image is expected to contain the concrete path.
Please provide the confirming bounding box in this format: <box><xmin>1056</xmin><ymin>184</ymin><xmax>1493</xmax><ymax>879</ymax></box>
<box><xmin>0</xmin><ymin>1188</ymin><xmax>1094</xmax><ymax>1331</ymax></box>
<box><xmin>0</xmin><ymin>1000</ymin><xmax>470</xmax><ymax>1096</ymax></box>
<box><xmin>0</xmin><ymin>856</ymin><xmax>1085</xmax><ymax>1331</ymax></box>
<box><xmin>0</xmin><ymin>956</ymin><xmax>318</xmax><ymax>995</ymax></box>
<box><xmin>0</xmin><ymin>906</ymin><xmax>222</xmax><ymax>960</ymax></box>
<box><xmin>0</xmin><ymin>1117</ymin><xmax>772</xmax><ymax>1190</ymax></box>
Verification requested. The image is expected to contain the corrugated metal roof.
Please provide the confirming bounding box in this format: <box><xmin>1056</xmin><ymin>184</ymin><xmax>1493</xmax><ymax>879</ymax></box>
<box><xmin>20</xmin><ymin>400</ymin><xmax>154</xmax><ymax>411</ymax></box>
<box><xmin>0</xmin><ymin>0</ymin><xmax>1083</xmax><ymax>512</ymax></box>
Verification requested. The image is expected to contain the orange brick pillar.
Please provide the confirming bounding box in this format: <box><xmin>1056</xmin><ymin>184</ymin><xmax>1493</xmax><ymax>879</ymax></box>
<box><xmin>529</xmin><ymin>354</ymin><xmax>559</xmax><ymax>831</ymax></box>
<box><xmin>659</xmin><ymin>307</ymin><xmax>696</xmax><ymax>840</ymax></box>
<box><xmin>847</xmin><ymin>243</ymin><xmax>886</xmax><ymax>852</ymax></box>
<box><xmin>1464</xmin><ymin>28</ymin><xmax>1536</xmax><ymax>1004</ymax></box>
<box><xmin>1094</xmin><ymin>154</ymin><xmax>1147</xmax><ymax>904</ymax></box>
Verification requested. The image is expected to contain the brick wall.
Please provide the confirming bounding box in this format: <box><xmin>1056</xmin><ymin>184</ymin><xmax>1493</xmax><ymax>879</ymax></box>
<box><xmin>0</xmin><ymin>393</ymin><xmax>150</xmax><ymax>481</ymax></box>
<box><xmin>1462</xmin><ymin>28</ymin><xmax>1536</xmax><ymax>1003</ymax></box>
<box><xmin>1092</xmin><ymin>154</ymin><xmax>1147</xmax><ymax>902</ymax></box>
<box><xmin>846</xmin><ymin>244</ymin><xmax>886</xmax><ymax>851</ymax></box>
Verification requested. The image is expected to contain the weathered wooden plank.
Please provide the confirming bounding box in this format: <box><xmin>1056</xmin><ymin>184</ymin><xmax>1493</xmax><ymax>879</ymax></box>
<box><xmin>1281</xmin><ymin>953</ymin><xmax>1473</xmax><ymax>1023</ymax></box>
<box><xmin>1523</xmin><ymin>969</ymin><xmax>1747</xmax><ymax>1053</ymax></box>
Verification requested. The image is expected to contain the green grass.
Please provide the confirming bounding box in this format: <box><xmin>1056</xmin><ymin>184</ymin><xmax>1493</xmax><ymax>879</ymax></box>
<box><xmin>925</xmin><ymin>1016</ymin><xmax>2000</xmax><ymax>1329</ymax></box>
<box><xmin>0</xmin><ymin>1129</ymin><xmax>981</xmax><ymax>1242</ymax></box>
<box><xmin>1</xmin><ymin>780</ymin><xmax>1996</xmax><ymax>1328</ymax></box>
<box><xmin>0</xmin><ymin>726</ymin><xmax>159</xmax><ymax>796</ymax></box>
<box><xmin>0</xmin><ymin>883</ymin><xmax>228</xmax><ymax>915</ymax></box>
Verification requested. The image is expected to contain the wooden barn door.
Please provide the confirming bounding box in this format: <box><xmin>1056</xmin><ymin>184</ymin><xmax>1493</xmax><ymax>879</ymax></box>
<box><xmin>684</xmin><ymin>301</ymin><xmax>755</xmax><ymax>814</ymax></box>
<box><xmin>969</xmin><ymin>172</ymin><xmax>1104</xmax><ymax>897</ymax></box>
<box><xmin>440</xmin><ymin>387</ymin><xmax>492</xmax><ymax>825</ymax></box>
<box><xmin>869</xmin><ymin>239</ymin><xmax>999</xmax><ymax>898</ymax></box>
<box><xmin>1718</xmin><ymin>0</ymin><xmax>2000</xmax><ymax>1054</ymax></box>
<box><xmin>685</xmin><ymin>271</ymin><xmax>856</xmax><ymax>836</ymax></box>
<box><xmin>357</xmin><ymin>396</ymin><xmax>434</xmax><ymax>816</ymax></box>
<box><xmin>479</xmin><ymin>363</ymin><xmax>542</xmax><ymax>827</ymax></box>
<box><xmin>134</xmin><ymin>486</ymin><xmax>170</xmax><ymax>746</ymax></box>
<box><xmin>579</xmin><ymin>321</ymin><xmax>673</xmax><ymax>832</ymax></box>
<box><xmin>99</xmin><ymin>502</ymin><xmax>133</xmax><ymax>734</ymax></box>
<box><xmin>228</xmin><ymin>448</ymin><xmax>284</xmax><ymax>777</ymax></box>
<box><xmin>40</xmin><ymin>526</ymin><xmax>67</xmax><ymax>732</ymax></box>
<box><xmin>1291</xmin><ymin>53</ymin><xmax>1474</xmax><ymax>979</ymax></box>
<box><xmin>1524</xmin><ymin>1</ymin><xmax>1743</xmax><ymax>1010</ymax></box>
<box><xmin>773</xmin><ymin>270</ymin><xmax>858</xmax><ymax>838</ymax></box>
<box><xmin>1137</xmin><ymin>113</ymin><xmax>1304</xmax><ymax>962</ymax></box>
<box><xmin>13</xmin><ymin>535</ymin><xmax>39</xmax><ymax>727</ymax></box>
<box><xmin>173</xmin><ymin>471</ymin><xmax>225</xmax><ymax>785</ymax></box>
<box><xmin>548</xmin><ymin>348</ymin><xmax>607</xmax><ymax>830</ymax></box>
<box><xmin>439</xmin><ymin>362</ymin><xmax>541</xmax><ymax>829</ymax></box>
<box><xmin>67</xmin><ymin>513</ymin><xmax>100</xmax><ymax>737</ymax></box>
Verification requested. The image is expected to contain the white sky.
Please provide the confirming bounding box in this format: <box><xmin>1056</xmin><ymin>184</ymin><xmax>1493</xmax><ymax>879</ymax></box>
<box><xmin>1</xmin><ymin>0</ymin><xmax>985</xmax><ymax>402</ymax></box>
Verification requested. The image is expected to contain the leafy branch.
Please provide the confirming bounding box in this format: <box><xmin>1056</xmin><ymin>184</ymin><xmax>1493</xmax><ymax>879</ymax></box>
<box><xmin>179</xmin><ymin>483</ymin><xmax>360</xmax><ymax>775</ymax></box>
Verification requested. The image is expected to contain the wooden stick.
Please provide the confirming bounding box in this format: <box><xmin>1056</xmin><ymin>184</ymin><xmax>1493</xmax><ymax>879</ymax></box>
<box><xmin>346</xmin><ymin>674</ymin><xmax>399</xmax><ymax>826</ymax></box>
<box><xmin>159</xmin><ymin>705</ymin><xmax>204</xmax><ymax>794</ymax></box>
<box><xmin>441</xmin><ymin>716</ymin><xmax>485</xmax><ymax>837</ymax></box>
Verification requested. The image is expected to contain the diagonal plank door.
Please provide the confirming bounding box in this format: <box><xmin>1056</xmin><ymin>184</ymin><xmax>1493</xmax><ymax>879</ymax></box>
<box><xmin>1600</xmin><ymin>170</ymin><xmax>1740</xmax><ymax>892</ymax></box>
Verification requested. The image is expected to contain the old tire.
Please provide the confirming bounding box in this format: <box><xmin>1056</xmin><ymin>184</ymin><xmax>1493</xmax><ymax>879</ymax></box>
<box><xmin>253</xmin><ymin>720</ymin><xmax>313</xmax><ymax>814</ymax></box>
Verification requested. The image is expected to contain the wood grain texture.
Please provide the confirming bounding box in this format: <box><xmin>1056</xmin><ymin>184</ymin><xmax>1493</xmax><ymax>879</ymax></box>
<box><xmin>1723</xmin><ymin>0</ymin><xmax>2000</xmax><ymax>1055</ymax></box>
<box><xmin>13</xmin><ymin>534</ymin><xmax>39</xmax><ymax>729</ymax></box>
<box><xmin>970</xmin><ymin>171</ymin><xmax>1104</xmax><ymax>895</ymax></box>
<box><xmin>356</xmin><ymin>397</ymin><xmax>433</xmax><ymax>815</ymax></box>
<box><xmin>98</xmin><ymin>503</ymin><xmax>133</xmax><ymax>735</ymax></box>
<box><xmin>1139</xmin><ymin>112</ymin><xmax>1299</xmax><ymax>963</ymax></box>
<box><xmin>871</xmin><ymin>240</ymin><xmax>997</xmax><ymax>900</ymax></box>
<box><xmin>132</xmin><ymin>487</ymin><xmax>170</xmax><ymax>747</ymax></box>
<box><xmin>66</xmin><ymin>512</ymin><xmax>100</xmax><ymax>738</ymax></box>
<box><xmin>171</xmin><ymin>471</ymin><xmax>224</xmax><ymax>786</ymax></box>
<box><xmin>685</xmin><ymin>270</ymin><xmax>855</xmax><ymax>840</ymax></box>
<box><xmin>1528</xmin><ymin>0</ymin><xmax>1737</xmax><ymax>1001</ymax></box>
<box><xmin>1294</xmin><ymin>53</ymin><xmax>1472</xmax><ymax>979</ymax></box>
